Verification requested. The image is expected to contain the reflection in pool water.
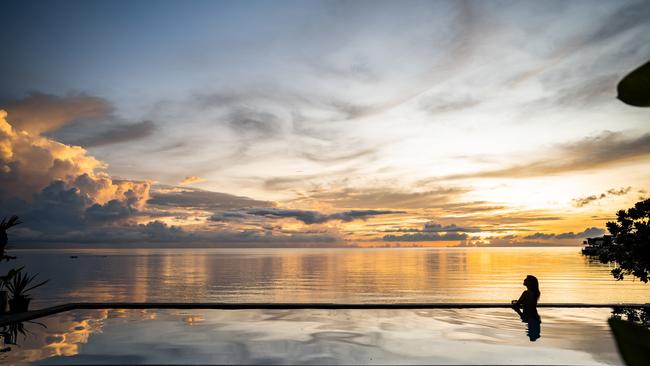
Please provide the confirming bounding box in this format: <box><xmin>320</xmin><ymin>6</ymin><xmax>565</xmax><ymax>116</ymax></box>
<box><xmin>0</xmin><ymin>308</ymin><xmax>624</xmax><ymax>365</ymax></box>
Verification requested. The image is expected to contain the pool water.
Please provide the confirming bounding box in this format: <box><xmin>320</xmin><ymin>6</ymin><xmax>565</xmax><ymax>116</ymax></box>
<box><xmin>0</xmin><ymin>308</ymin><xmax>624</xmax><ymax>365</ymax></box>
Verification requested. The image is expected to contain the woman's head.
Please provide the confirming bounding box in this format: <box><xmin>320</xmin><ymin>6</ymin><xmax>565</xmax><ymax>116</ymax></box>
<box><xmin>524</xmin><ymin>275</ymin><xmax>540</xmax><ymax>298</ymax></box>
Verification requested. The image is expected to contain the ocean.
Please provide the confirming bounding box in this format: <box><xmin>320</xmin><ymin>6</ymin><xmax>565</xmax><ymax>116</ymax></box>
<box><xmin>7</xmin><ymin>246</ymin><xmax>648</xmax><ymax>307</ymax></box>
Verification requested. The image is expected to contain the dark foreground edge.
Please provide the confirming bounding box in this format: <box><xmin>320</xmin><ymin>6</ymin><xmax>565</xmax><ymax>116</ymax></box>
<box><xmin>1</xmin><ymin>302</ymin><xmax>648</xmax><ymax>327</ymax></box>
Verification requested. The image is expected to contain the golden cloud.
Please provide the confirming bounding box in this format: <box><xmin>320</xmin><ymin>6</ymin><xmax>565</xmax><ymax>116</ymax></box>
<box><xmin>179</xmin><ymin>175</ymin><xmax>207</xmax><ymax>185</ymax></box>
<box><xmin>0</xmin><ymin>109</ymin><xmax>149</xmax><ymax>207</ymax></box>
<box><xmin>2</xmin><ymin>92</ymin><xmax>112</xmax><ymax>134</ymax></box>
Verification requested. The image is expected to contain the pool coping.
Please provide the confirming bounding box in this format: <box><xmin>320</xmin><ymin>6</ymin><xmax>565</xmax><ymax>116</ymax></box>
<box><xmin>1</xmin><ymin>302</ymin><xmax>648</xmax><ymax>327</ymax></box>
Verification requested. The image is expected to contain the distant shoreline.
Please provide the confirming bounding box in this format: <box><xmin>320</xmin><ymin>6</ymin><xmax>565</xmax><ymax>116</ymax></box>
<box><xmin>7</xmin><ymin>243</ymin><xmax>585</xmax><ymax>249</ymax></box>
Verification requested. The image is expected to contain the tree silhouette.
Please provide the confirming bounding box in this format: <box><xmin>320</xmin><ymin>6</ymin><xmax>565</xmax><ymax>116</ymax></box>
<box><xmin>1</xmin><ymin>216</ymin><xmax>21</xmax><ymax>261</ymax></box>
<box><xmin>596</xmin><ymin>199</ymin><xmax>650</xmax><ymax>283</ymax></box>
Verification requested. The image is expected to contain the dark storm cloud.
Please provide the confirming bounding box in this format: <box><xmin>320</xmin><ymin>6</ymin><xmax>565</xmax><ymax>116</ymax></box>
<box><xmin>19</xmin><ymin>181</ymin><xmax>88</xmax><ymax>233</ymax></box>
<box><xmin>440</xmin><ymin>132</ymin><xmax>650</xmax><ymax>180</ymax></box>
<box><xmin>243</xmin><ymin>208</ymin><xmax>404</xmax><ymax>224</ymax></box>
<box><xmin>0</xmin><ymin>180</ymin><xmax>143</xmax><ymax>235</ymax></box>
<box><xmin>1</xmin><ymin>182</ymin><xmax>339</xmax><ymax>245</ymax></box>
<box><xmin>572</xmin><ymin>186</ymin><xmax>632</xmax><ymax>207</ymax></box>
<box><xmin>11</xmin><ymin>219</ymin><xmax>340</xmax><ymax>245</ymax></box>
<box><xmin>147</xmin><ymin>186</ymin><xmax>274</xmax><ymax>211</ymax></box>
<box><xmin>523</xmin><ymin>227</ymin><xmax>605</xmax><ymax>240</ymax></box>
<box><xmin>85</xmin><ymin>199</ymin><xmax>137</xmax><ymax>222</ymax></box>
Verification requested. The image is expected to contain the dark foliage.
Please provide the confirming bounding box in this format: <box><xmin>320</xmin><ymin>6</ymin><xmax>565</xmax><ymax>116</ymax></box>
<box><xmin>5</xmin><ymin>271</ymin><xmax>49</xmax><ymax>299</ymax></box>
<box><xmin>597</xmin><ymin>198</ymin><xmax>650</xmax><ymax>282</ymax></box>
<box><xmin>0</xmin><ymin>215</ymin><xmax>21</xmax><ymax>261</ymax></box>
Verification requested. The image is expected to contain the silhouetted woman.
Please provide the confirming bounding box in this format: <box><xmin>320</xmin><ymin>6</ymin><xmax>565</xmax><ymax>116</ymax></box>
<box><xmin>512</xmin><ymin>275</ymin><xmax>541</xmax><ymax>341</ymax></box>
<box><xmin>512</xmin><ymin>275</ymin><xmax>541</xmax><ymax>323</ymax></box>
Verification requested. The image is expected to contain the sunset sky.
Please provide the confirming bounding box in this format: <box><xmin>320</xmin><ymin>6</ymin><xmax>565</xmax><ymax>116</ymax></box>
<box><xmin>1</xmin><ymin>0</ymin><xmax>648</xmax><ymax>246</ymax></box>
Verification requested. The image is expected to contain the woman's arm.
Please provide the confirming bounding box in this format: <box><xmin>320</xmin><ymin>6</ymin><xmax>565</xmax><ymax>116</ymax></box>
<box><xmin>513</xmin><ymin>291</ymin><xmax>526</xmax><ymax>307</ymax></box>
<box><xmin>511</xmin><ymin>291</ymin><xmax>526</xmax><ymax>316</ymax></box>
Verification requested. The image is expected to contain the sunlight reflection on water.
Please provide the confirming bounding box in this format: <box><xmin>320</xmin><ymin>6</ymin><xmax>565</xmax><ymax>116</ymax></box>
<box><xmin>10</xmin><ymin>247</ymin><xmax>648</xmax><ymax>307</ymax></box>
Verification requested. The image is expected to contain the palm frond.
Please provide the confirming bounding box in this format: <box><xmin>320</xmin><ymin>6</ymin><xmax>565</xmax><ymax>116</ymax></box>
<box><xmin>0</xmin><ymin>215</ymin><xmax>21</xmax><ymax>231</ymax></box>
<box><xmin>6</xmin><ymin>270</ymin><xmax>48</xmax><ymax>297</ymax></box>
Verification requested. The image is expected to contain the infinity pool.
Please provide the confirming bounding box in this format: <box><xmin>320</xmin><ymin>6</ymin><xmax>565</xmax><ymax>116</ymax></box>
<box><xmin>0</xmin><ymin>308</ymin><xmax>623</xmax><ymax>365</ymax></box>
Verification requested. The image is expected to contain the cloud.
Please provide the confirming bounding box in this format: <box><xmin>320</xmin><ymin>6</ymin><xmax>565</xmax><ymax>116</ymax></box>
<box><xmin>208</xmin><ymin>211</ymin><xmax>249</xmax><ymax>222</ymax></box>
<box><xmin>179</xmin><ymin>176</ymin><xmax>207</xmax><ymax>186</ymax></box>
<box><xmin>572</xmin><ymin>186</ymin><xmax>632</xmax><ymax>207</ymax></box>
<box><xmin>381</xmin><ymin>221</ymin><xmax>481</xmax><ymax>242</ymax></box>
<box><xmin>420</xmin><ymin>95</ymin><xmax>482</xmax><ymax>114</ymax></box>
<box><xmin>383</xmin><ymin>232</ymin><xmax>468</xmax><ymax>242</ymax></box>
<box><xmin>299</xmin><ymin>148</ymin><xmax>376</xmax><ymax>163</ymax></box>
<box><xmin>2</xmin><ymin>92</ymin><xmax>156</xmax><ymax>147</ymax></box>
<box><xmin>0</xmin><ymin>110</ymin><xmax>150</xmax><ymax>235</ymax></box>
<box><xmin>441</xmin><ymin>132</ymin><xmax>650</xmax><ymax>180</ymax></box>
<box><xmin>2</xmin><ymin>92</ymin><xmax>112</xmax><ymax>134</ymax></box>
<box><xmin>147</xmin><ymin>186</ymin><xmax>274</xmax><ymax>211</ymax></box>
<box><xmin>225</xmin><ymin>108</ymin><xmax>282</xmax><ymax>138</ymax></box>
<box><xmin>460</xmin><ymin>226</ymin><xmax>606</xmax><ymax>247</ymax></box>
<box><xmin>524</xmin><ymin>227</ymin><xmax>605</xmax><ymax>240</ymax></box>
<box><xmin>12</xmin><ymin>219</ymin><xmax>341</xmax><ymax>245</ymax></box>
<box><xmin>2</xmin><ymin>179</ymin><xmax>147</xmax><ymax>235</ymax></box>
<box><xmin>297</xmin><ymin>186</ymin><xmax>470</xmax><ymax>209</ymax></box>
<box><xmin>383</xmin><ymin>222</ymin><xmax>482</xmax><ymax>233</ymax></box>
<box><xmin>243</xmin><ymin>208</ymin><xmax>404</xmax><ymax>224</ymax></box>
<box><xmin>582</xmin><ymin>1</ymin><xmax>650</xmax><ymax>48</ymax></box>
<box><xmin>64</xmin><ymin>120</ymin><xmax>156</xmax><ymax>147</ymax></box>
<box><xmin>0</xmin><ymin>110</ymin><xmax>150</xmax><ymax>202</ymax></box>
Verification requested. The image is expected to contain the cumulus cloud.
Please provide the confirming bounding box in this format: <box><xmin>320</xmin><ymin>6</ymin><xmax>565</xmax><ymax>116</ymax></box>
<box><xmin>0</xmin><ymin>110</ymin><xmax>150</xmax><ymax>234</ymax></box>
<box><xmin>241</xmin><ymin>208</ymin><xmax>404</xmax><ymax>224</ymax></box>
<box><xmin>572</xmin><ymin>186</ymin><xmax>632</xmax><ymax>207</ymax></box>
<box><xmin>179</xmin><ymin>176</ymin><xmax>207</xmax><ymax>186</ymax></box>
<box><xmin>0</xmin><ymin>110</ymin><xmax>150</xmax><ymax>203</ymax></box>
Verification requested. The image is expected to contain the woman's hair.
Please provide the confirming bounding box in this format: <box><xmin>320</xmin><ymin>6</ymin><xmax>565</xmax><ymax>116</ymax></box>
<box><xmin>524</xmin><ymin>275</ymin><xmax>540</xmax><ymax>300</ymax></box>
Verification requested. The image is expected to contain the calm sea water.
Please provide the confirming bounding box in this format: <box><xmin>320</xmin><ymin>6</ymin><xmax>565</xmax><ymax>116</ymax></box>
<box><xmin>6</xmin><ymin>247</ymin><xmax>648</xmax><ymax>307</ymax></box>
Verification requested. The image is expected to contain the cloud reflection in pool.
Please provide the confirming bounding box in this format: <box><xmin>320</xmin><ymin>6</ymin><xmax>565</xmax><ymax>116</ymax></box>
<box><xmin>1</xmin><ymin>308</ymin><xmax>623</xmax><ymax>365</ymax></box>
